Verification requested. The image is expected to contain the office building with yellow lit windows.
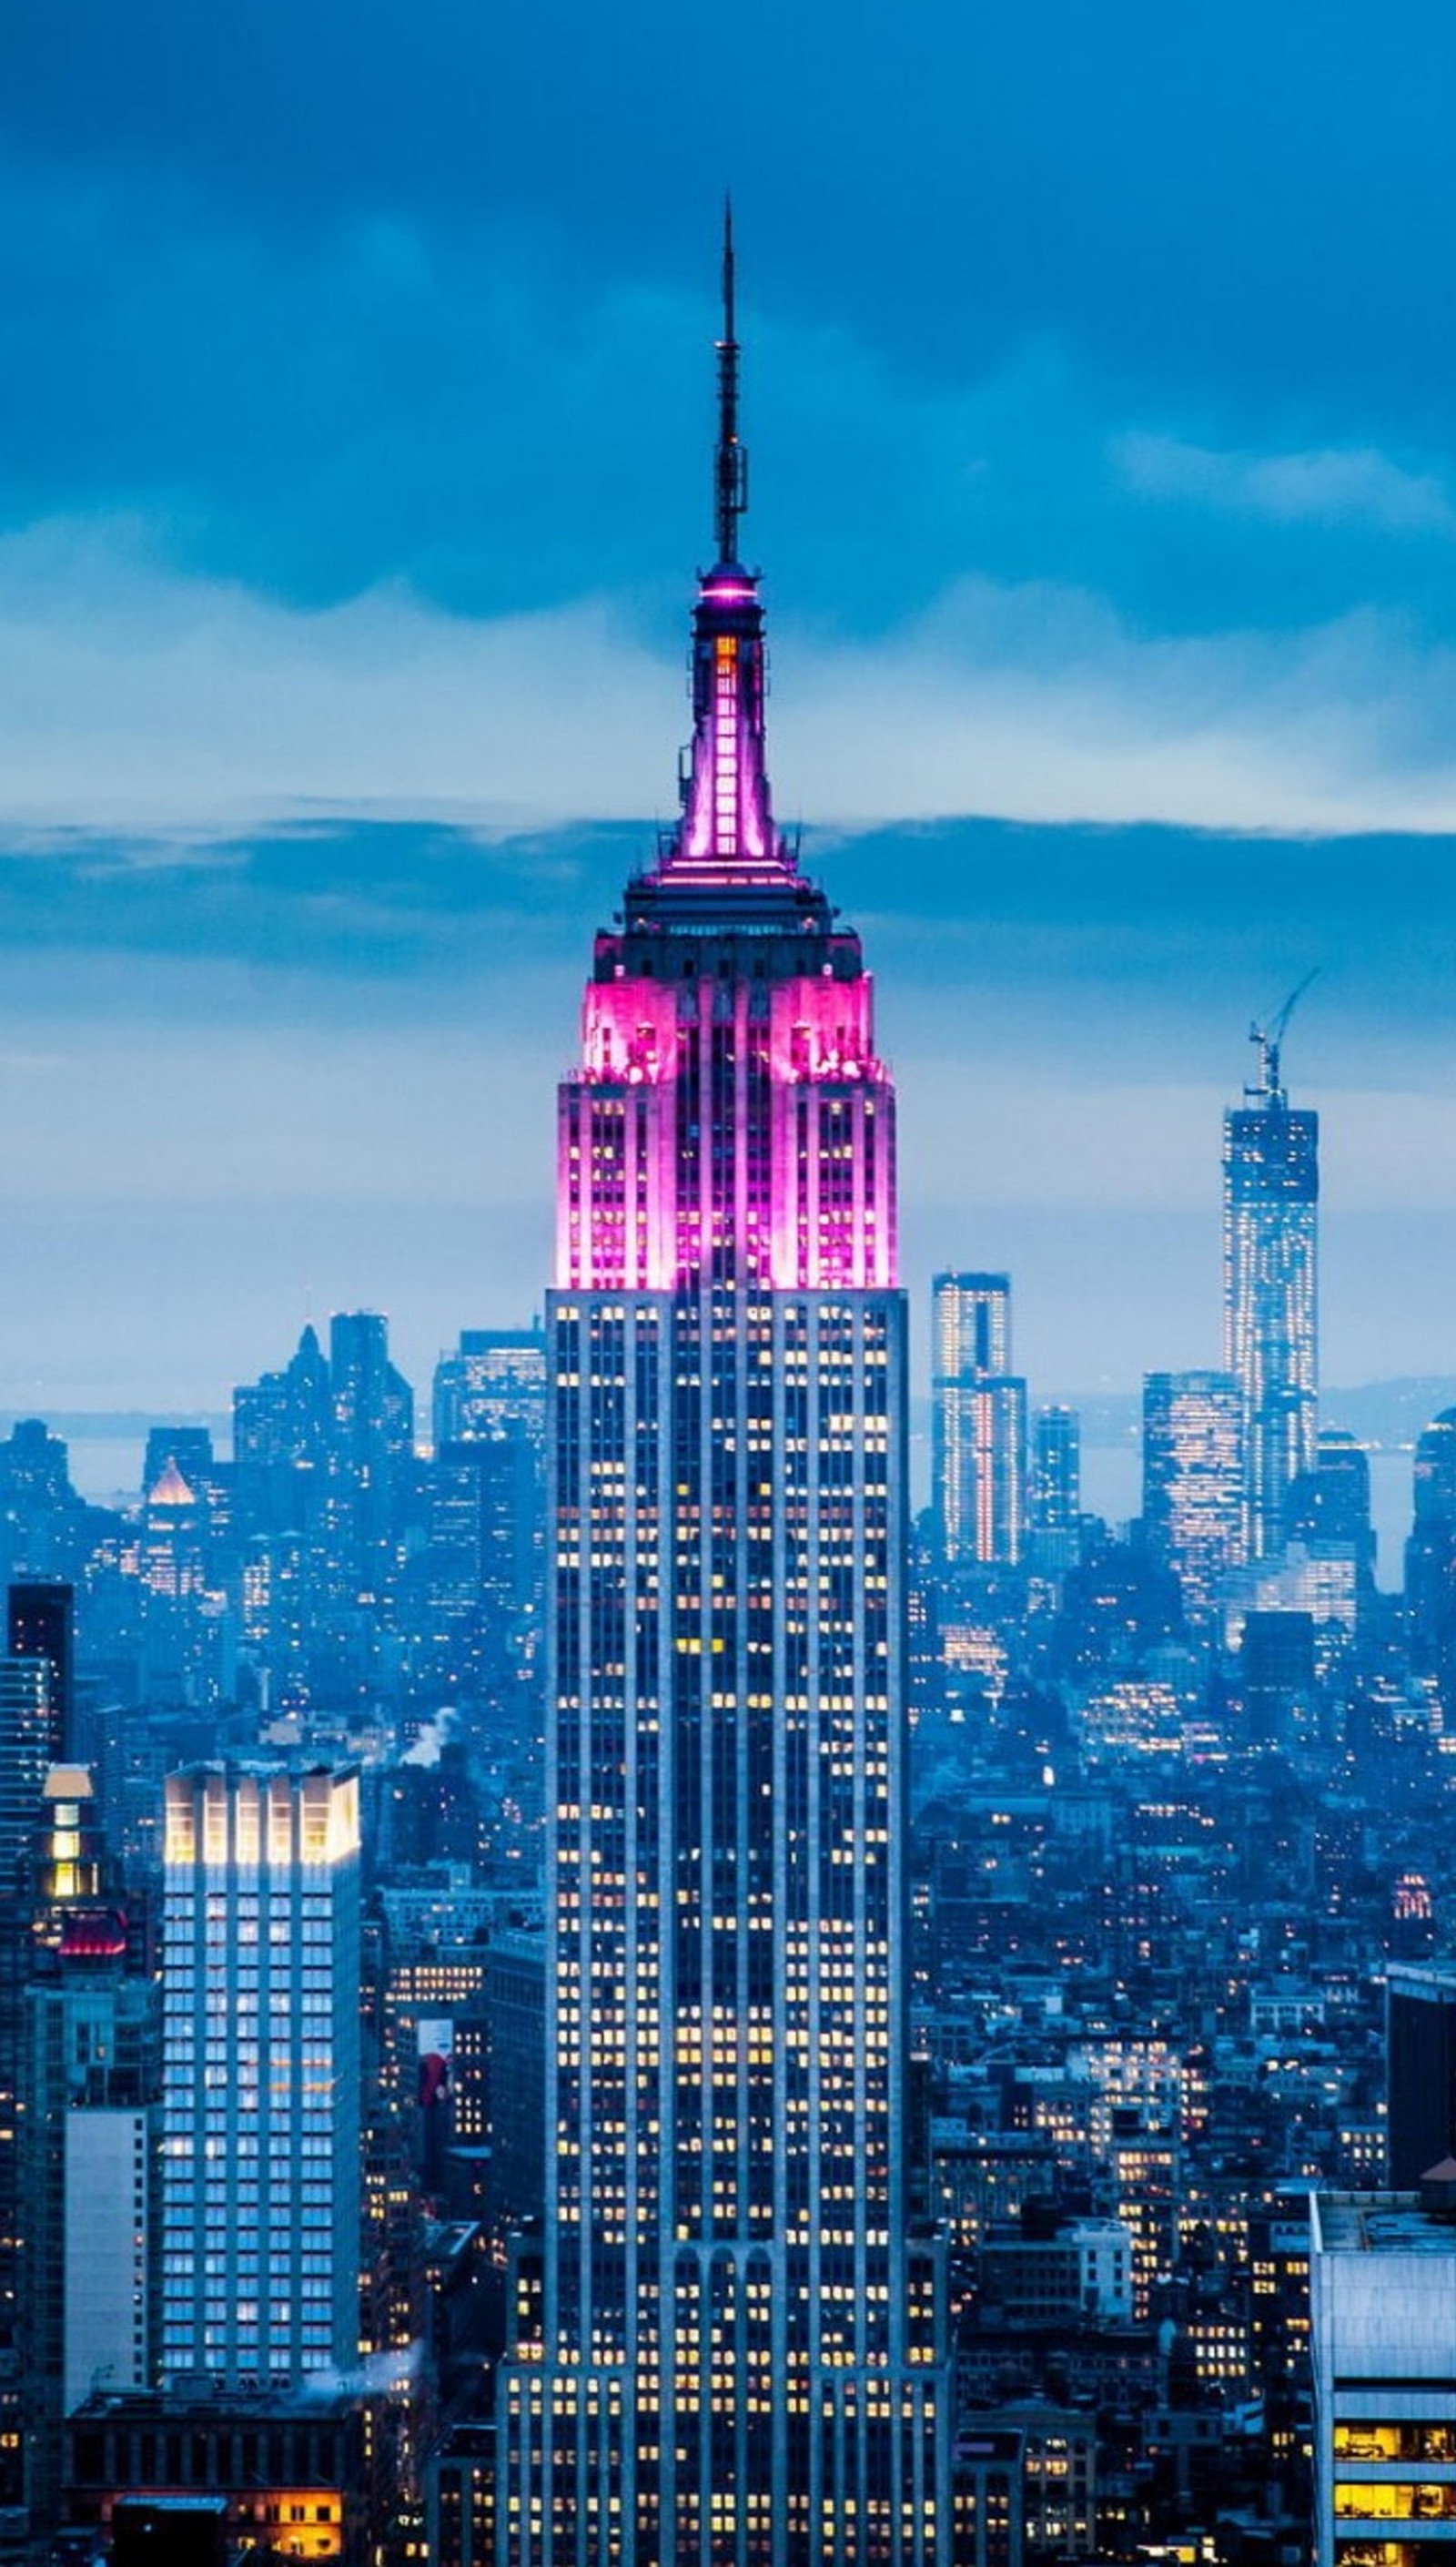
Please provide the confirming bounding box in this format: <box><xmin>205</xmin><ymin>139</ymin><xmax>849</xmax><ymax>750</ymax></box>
<box><xmin>1311</xmin><ymin>2183</ymin><xmax>1456</xmax><ymax>2567</ymax></box>
<box><xmin>159</xmin><ymin>1765</ymin><xmax>361</xmax><ymax>2389</ymax></box>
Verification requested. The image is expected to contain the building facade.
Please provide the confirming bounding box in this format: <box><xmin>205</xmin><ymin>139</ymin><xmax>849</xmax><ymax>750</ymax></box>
<box><xmin>0</xmin><ymin>1629</ymin><xmax>64</xmax><ymax>2503</ymax></box>
<box><xmin>496</xmin><ymin>238</ymin><xmax>949</xmax><ymax>2564</ymax></box>
<box><xmin>19</xmin><ymin>1764</ymin><xmax>157</xmax><ymax>2527</ymax></box>
<box><xmin>1141</xmin><ymin>1370</ymin><xmax>1244</xmax><ymax>1621</ymax></box>
<box><xmin>1386</xmin><ymin>1963</ymin><xmax>1456</xmax><ymax>2188</ymax></box>
<box><xmin>932</xmin><ymin>1275</ymin><xmax>1026</xmax><ymax>1571</ymax></box>
<box><xmin>1028</xmin><ymin>1406</ymin><xmax>1080</xmax><ymax>1575</ymax></box>
<box><xmin>1310</xmin><ymin>2185</ymin><xmax>1456</xmax><ymax>2567</ymax></box>
<box><xmin>159</xmin><ymin>1764</ymin><xmax>361</xmax><ymax>2389</ymax></box>
<box><xmin>1222</xmin><ymin>1027</ymin><xmax>1319</xmax><ymax>1559</ymax></box>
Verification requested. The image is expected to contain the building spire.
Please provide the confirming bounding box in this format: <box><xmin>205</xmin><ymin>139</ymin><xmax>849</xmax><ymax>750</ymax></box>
<box><xmin>714</xmin><ymin>198</ymin><xmax>748</xmax><ymax>564</ymax></box>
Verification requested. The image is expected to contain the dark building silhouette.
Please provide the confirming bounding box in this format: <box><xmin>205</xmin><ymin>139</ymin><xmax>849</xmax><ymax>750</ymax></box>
<box><xmin>1406</xmin><ymin>1407</ymin><xmax>1456</xmax><ymax>1688</ymax></box>
<box><xmin>6</xmin><ymin>1578</ymin><xmax>73</xmax><ymax>1758</ymax></box>
<box><xmin>483</xmin><ymin>1933</ymin><xmax>546</xmax><ymax>2246</ymax></box>
<box><xmin>233</xmin><ymin>1314</ymin><xmax>414</xmax><ymax>1706</ymax></box>
<box><xmin>1286</xmin><ymin>1426</ymin><xmax>1376</xmax><ymax>1607</ymax></box>
<box><xmin>1387</xmin><ymin>1963</ymin><xmax>1456</xmax><ymax>2187</ymax></box>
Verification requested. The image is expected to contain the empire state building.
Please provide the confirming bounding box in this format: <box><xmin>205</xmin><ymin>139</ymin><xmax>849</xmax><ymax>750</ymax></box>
<box><xmin>498</xmin><ymin>225</ymin><xmax>950</xmax><ymax>2567</ymax></box>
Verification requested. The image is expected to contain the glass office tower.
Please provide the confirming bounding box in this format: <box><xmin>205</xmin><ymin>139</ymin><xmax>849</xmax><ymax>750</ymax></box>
<box><xmin>497</xmin><ymin>231</ymin><xmax>949</xmax><ymax>2567</ymax></box>
<box><xmin>931</xmin><ymin>1273</ymin><xmax>1026</xmax><ymax>1569</ymax></box>
<box><xmin>1222</xmin><ymin>1025</ymin><xmax>1319</xmax><ymax>1559</ymax></box>
<box><xmin>1142</xmin><ymin>1370</ymin><xmax>1244</xmax><ymax>1621</ymax></box>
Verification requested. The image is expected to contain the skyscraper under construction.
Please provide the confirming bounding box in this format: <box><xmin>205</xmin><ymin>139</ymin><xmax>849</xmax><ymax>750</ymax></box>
<box><xmin>1222</xmin><ymin>1005</ymin><xmax>1319</xmax><ymax>1560</ymax></box>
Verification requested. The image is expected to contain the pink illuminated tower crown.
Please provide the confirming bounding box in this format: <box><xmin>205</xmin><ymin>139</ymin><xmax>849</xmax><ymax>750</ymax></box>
<box><xmin>558</xmin><ymin>214</ymin><xmax>897</xmax><ymax>1305</ymax></box>
<box><xmin>502</xmin><ymin>216</ymin><xmax>948</xmax><ymax>2567</ymax></box>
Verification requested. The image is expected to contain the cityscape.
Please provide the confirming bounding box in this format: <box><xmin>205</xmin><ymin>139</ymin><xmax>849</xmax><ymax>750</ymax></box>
<box><xmin>11</xmin><ymin>7</ymin><xmax>1456</xmax><ymax>2567</ymax></box>
<box><xmin>4</xmin><ymin>207</ymin><xmax>1456</xmax><ymax>2567</ymax></box>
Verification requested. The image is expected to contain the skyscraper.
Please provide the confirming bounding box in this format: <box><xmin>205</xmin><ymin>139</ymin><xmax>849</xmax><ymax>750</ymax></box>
<box><xmin>1028</xmin><ymin>1405</ymin><xmax>1081</xmax><ymax>1574</ymax></box>
<box><xmin>159</xmin><ymin>1763</ymin><xmax>361</xmax><ymax>2389</ymax></box>
<box><xmin>19</xmin><ymin>1765</ymin><xmax>157</xmax><ymax>2524</ymax></box>
<box><xmin>433</xmin><ymin>1327</ymin><xmax>547</xmax><ymax>1449</ymax></box>
<box><xmin>1386</xmin><ymin>1962</ymin><xmax>1456</xmax><ymax>2187</ymax></box>
<box><xmin>1405</xmin><ymin>1407</ymin><xmax>1456</xmax><ymax>1679</ymax></box>
<box><xmin>0</xmin><ymin>1649</ymin><xmax>57</xmax><ymax>1888</ymax></box>
<box><xmin>428</xmin><ymin>1327</ymin><xmax>548</xmax><ymax>1699</ymax></box>
<box><xmin>1141</xmin><ymin>1370</ymin><xmax>1244</xmax><ymax>1622</ymax></box>
<box><xmin>6</xmin><ymin>1580</ymin><xmax>74</xmax><ymax>1758</ymax></box>
<box><xmin>1222</xmin><ymin>1015</ymin><xmax>1319</xmax><ymax>1559</ymax></box>
<box><xmin>0</xmin><ymin>1637</ymin><xmax>64</xmax><ymax>2506</ymax></box>
<box><xmin>931</xmin><ymin>1273</ymin><xmax>1026</xmax><ymax>1569</ymax></box>
<box><xmin>497</xmin><ymin>227</ymin><xmax>949</xmax><ymax>2564</ymax></box>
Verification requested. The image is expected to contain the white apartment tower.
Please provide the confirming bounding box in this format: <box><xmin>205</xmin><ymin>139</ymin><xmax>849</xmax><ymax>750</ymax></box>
<box><xmin>159</xmin><ymin>1763</ymin><xmax>361</xmax><ymax>2387</ymax></box>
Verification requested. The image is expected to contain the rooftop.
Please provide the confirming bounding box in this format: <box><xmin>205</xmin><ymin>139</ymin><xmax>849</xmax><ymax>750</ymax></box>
<box><xmin>1313</xmin><ymin>2188</ymin><xmax>1456</xmax><ymax>2257</ymax></box>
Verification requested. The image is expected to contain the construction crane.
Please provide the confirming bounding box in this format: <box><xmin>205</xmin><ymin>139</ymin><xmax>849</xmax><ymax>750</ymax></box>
<box><xmin>1247</xmin><ymin>968</ymin><xmax>1320</xmax><ymax>1104</ymax></box>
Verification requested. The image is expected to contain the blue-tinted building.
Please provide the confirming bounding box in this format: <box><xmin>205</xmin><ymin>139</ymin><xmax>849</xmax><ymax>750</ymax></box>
<box><xmin>1222</xmin><ymin>1026</ymin><xmax>1319</xmax><ymax>1559</ymax></box>
<box><xmin>497</xmin><ymin>237</ymin><xmax>949</xmax><ymax>2565</ymax></box>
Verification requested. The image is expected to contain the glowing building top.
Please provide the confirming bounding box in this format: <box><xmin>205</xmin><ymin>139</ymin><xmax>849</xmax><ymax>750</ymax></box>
<box><xmin>559</xmin><ymin>213</ymin><xmax>896</xmax><ymax>1299</ymax></box>
<box><xmin>653</xmin><ymin>202</ymin><xmax>797</xmax><ymax>898</ymax></box>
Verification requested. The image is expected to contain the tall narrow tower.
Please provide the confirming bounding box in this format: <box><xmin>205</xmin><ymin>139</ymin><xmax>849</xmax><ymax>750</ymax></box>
<box><xmin>1222</xmin><ymin>1010</ymin><xmax>1319</xmax><ymax>1559</ymax></box>
<box><xmin>930</xmin><ymin>1272</ymin><xmax>1026</xmax><ymax>1569</ymax></box>
<box><xmin>159</xmin><ymin>1763</ymin><xmax>361</xmax><ymax>2389</ymax></box>
<box><xmin>497</xmin><ymin>224</ymin><xmax>949</xmax><ymax>2567</ymax></box>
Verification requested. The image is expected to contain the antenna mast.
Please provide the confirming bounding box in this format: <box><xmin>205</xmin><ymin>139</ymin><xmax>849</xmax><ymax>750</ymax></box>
<box><xmin>714</xmin><ymin>199</ymin><xmax>749</xmax><ymax>563</ymax></box>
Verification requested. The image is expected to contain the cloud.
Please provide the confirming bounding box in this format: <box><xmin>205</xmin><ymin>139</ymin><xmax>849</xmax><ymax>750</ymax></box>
<box><xmin>1117</xmin><ymin>431</ymin><xmax>1456</xmax><ymax>535</ymax></box>
<box><xmin>6</xmin><ymin>514</ymin><xmax>1456</xmax><ymax>842</ymax></box>
<box><xmin>0</xmin><ymin>511</ymin><xmax>1456</xmax><ymax>841</ymax></box>
<box><xmin>0</xmin><ymin>514</ymin><xmax>678</xmax><ymax>830</ymax></box>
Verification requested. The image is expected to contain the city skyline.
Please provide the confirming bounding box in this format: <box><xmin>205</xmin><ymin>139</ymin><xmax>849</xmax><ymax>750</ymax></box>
<box><xmin>9</xmin><ymin>13</ymin><xmax>1456</xmax><ymax>2563</ymax></box>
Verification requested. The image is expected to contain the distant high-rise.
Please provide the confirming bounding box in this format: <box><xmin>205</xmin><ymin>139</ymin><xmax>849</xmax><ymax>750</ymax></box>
<box><xmin>6</xmin><ymin>1581</ymin><xmax>73</xmax><ymax>1760</ymax></box>
<box><xmin>1287</xmin><ymin>1428</ymin><xmax>1373</xmax><ymax>1557</ymax></box>
<box><xmin>159</xmin><ymin>1764</ymin><xmax>361</xmax><ymax>2389</ymax></box>
<box><xmin>431</xmin><ymin>1326</ymin><xmax>546</xmax><ymax>1449</ymax></box>
<box><xmin>1406</xmin><ymin>1407</ymin><xmax>1456</xmax><ymax>1678</ymax></box>
<box><xmin>234</xmin><ymin>1314</ymin><xmax>414</xmax><ymax>1704</ymax></box>
<box><xmin>427</xmin><ymin>1328</ymin><xmax>547</xmax><ymax>1692</ymax></box>
<box><xmin>0</xmin><ymin>1642</ymin><xmax>64</xmax><ymax>2505</ymax></box>
<box><xmin>1142</xmin><ymin>1371</ymin><xmax>1244</xmax><ymax>1621</ymax></box>
<box><xmin>329</xmin><ymin>1310</ymin><xmax>415</xmax><ymax>1596</ymax></box>
<box><xmin>0</xmin><ymin>1650</ymin><xmax>60</xmax><ymax>1891</ymax></box>
<box><xmin>19</xmin><ymin>1766</ymin><xmax>157</xmax><ymax>2525</ymax></box>
<box><xmin>498</xmin><ymin>224</ymin><xmax>949</xmax><ymax>2564</ymax></box>
<box><xmin>933</xmin><ymin>1273</ymin><xmax>1026</xmax><ymax>1568</ymax></box>
<box><xmin>1286</xmin><ymin>1426</ymin><xmax>1376</xmax><ymax>1623</ymax></box>
<box><xmin>1222</xmin><ymin>1015</ymin><xmax>1319</xmax><ymax>1558</ymax></box>
<box><xmin>1029</xmin><ymin>1405</ymin><xmax>1081</xmax><ymax>1573</ymax></box>
<box><xmin>0</xmin><ymin>1420</ymin><xmax>90</xmax><ymax>1588</ymax></box>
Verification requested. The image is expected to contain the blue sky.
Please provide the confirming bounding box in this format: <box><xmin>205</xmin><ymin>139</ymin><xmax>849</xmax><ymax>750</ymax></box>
<box><xmin>4</xmin><ymin>1</ymin><xmax>1456</xmax><ymax>1422</ymax></box>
